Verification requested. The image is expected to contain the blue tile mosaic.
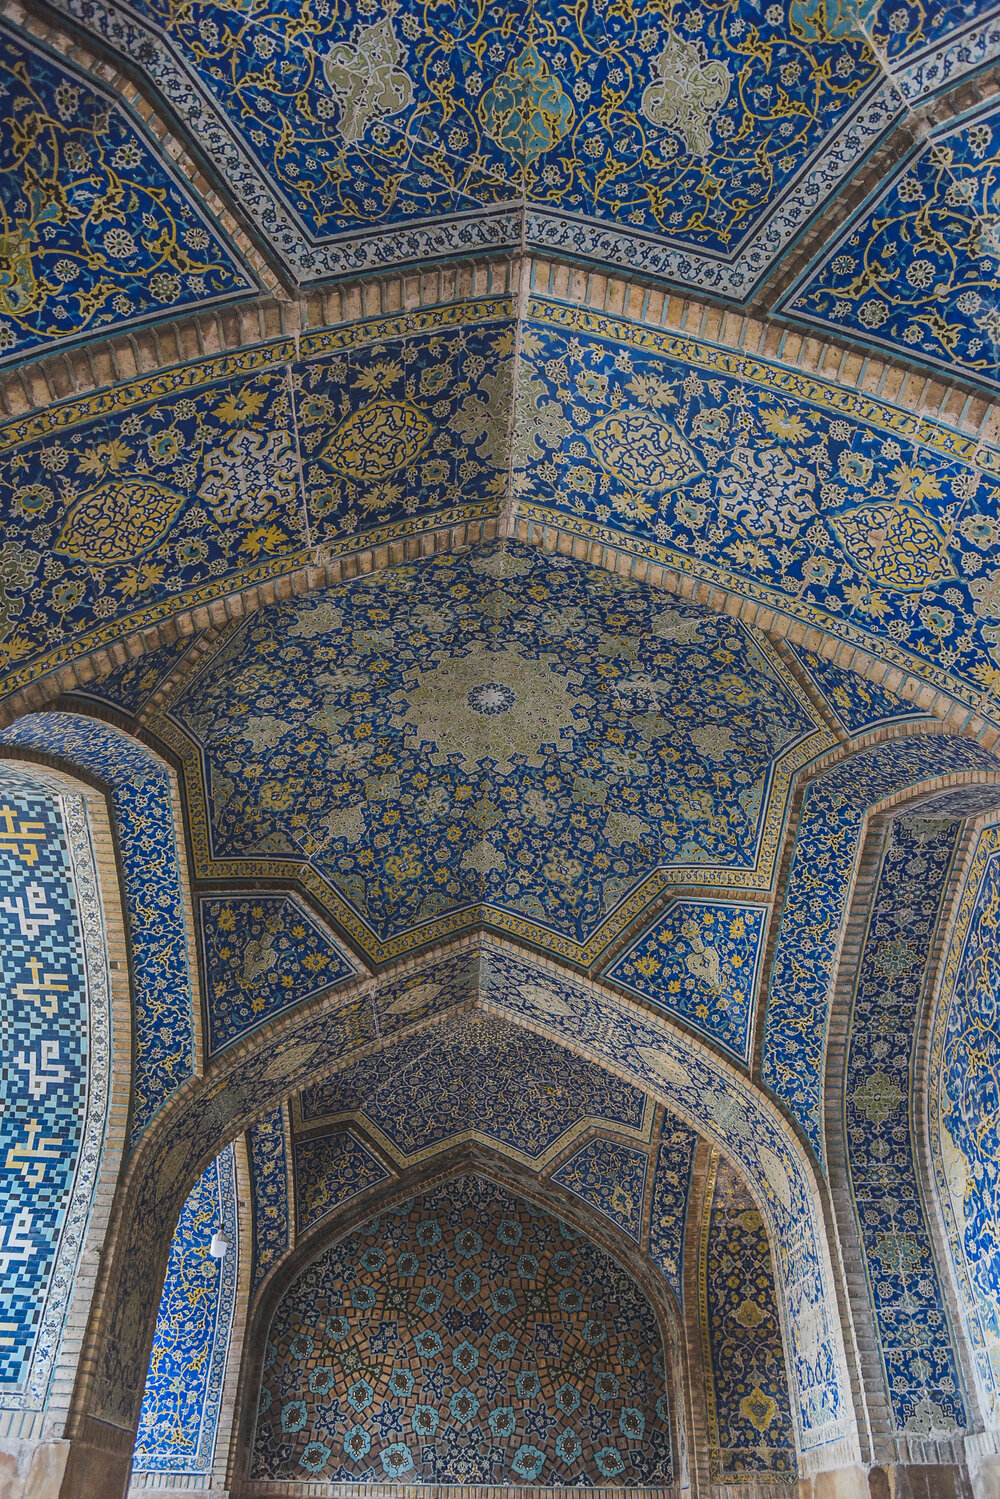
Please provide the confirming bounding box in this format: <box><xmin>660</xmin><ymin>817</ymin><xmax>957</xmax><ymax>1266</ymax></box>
<box><xmin>647</xmin><ymin>1118</ymin><xmax>698</xmax><ymax>1307</ymax></box>
<box><xmin>251</xmin><ymin>1174</ymin><xmax>673</xmax><ymax>1484</ymax></box>
<box><xmin>36</xmin><ymin>0</ymin><xmax>1000</xmax><ymax>291</ymax></box>
<box><xmin>133</xmin><ymin>1146</ymin><xmax>239</xmax><ymax>1473</ymax></box>
<box><xmin>248</xmin><ymin>1107</ymin><xmax>292</xmax><ymax>1296</ymax></box>
<box><xmin>298</xmin><ymin>1011</ymin><xmax>650</xmax><ymax>1167</ymax></box>
<box><xmin>762</xmin><ymin>732</ymin><xmax>999</xmax><ymax>1162</ymax></box>
<box><xmin>199</xmin><ymin>894</ymin><xmax>358</xmax><ymax>1055</ymax></box>
<box><xmin>783</xmin><ymin>105</ymin><xmax>1000</xmax><ymax>392</ymax></box>
<box><xmin>0</xmin><ymin>766</ymin><xmax>109</xmax><ymax>1408</ymax></box>
<box><xmin>161</xmin><ymin>542</ymin><xmax>822</xmax><ymax>966</ymax></box>
<box><xmin>0</xmin><ymin>22</ymin><xmax>252</xmax><ymax>366</ymax></box>
<box><xmin>604</xmin><ymin>899</ymin><xmax>767</xmax><ymax>1062</ymax></box>
<box><xmin>551</xmin><ymin>1136</ymin><xmax>648</xmax><ymax>1243</ymax></box>
<box><xmin>700</xmin><ymin>1154</ymin><xmax>795</xmax><ymax>1480</ymax></box>
<box><xmin>72</xmin><ymin>636</ymin><xmax>200</xmax><ymax>718</ymax></box>
<box><xmin>844</xmin><ymin>813</ymin><xmax>968</xmax><ymax>1436</ymax></box>
<box><xmin>0</xmin><ymin>712</ymin><xmax>195</xmax><ymax>1141</ymax></box>
<box><xmin>929</xmin><ymin>817</ymin><xmax>1000</xmax><ymax>1425</ymax></box>
<box><xmin>515</xmin><ymin>298</ymin><xmax>1000</xmax><ymax>728</ymax></box>
<box><xmin>785</xmin><ymin>644</ymin><xmax>933</xmax><ymax>736</ymax></box>
<box><xmin>0</xmin><ymin>302</ymin><xmax>511</xmax><ymax>701</ymax></box>
<box><xmin>293</xmin><ymin>1128</ymin><xmax>391</xmax><ymax>1234</ymax></box>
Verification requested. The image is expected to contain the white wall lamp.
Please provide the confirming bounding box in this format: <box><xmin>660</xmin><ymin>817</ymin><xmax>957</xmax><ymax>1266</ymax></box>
<box><xmin>209</xmin><ymin>1228</ymin><xmax>229</xmax><ymax>1259</ymax></box>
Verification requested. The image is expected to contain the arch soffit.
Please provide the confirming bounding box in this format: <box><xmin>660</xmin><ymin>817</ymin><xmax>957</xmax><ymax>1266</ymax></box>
<box><xmin>89</xmin><ymin>935</ymin><xmax>858</xmax><ymax>1464</ymax></box>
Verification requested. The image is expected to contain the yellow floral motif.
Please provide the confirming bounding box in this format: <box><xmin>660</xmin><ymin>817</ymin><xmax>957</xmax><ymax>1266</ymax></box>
<box><xmin>321</xmin><ymin>398</ymin><xmax>433</xmax><ymax>481</ymax></box>
<box><xmin>478</xmin><ymin>44</ymin><xmax>574</xmax><ymax>164</ymax></box>
<box><xmin>739</xmin><ymin>1386</ymin><xmax>777</xmax><ymax>1431</ymax></box>
<box><xmin>588</xmin><ymin>411</ymin><xmax>702</xmax><ymax>491</ymax></box>
<box><xmin>831</xmin><ymin>501</ymin><xmax>955</xmax><ymax>592</ymax></box>
<box><xmin>56</xmin><ymin>480</ymin><xmax>187</xmax><ymax>566</ymax></box>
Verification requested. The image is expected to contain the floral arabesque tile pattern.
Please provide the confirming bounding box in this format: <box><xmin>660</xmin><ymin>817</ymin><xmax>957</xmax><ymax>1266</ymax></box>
<box><xmin>929</xmin><ymin>819</ymin><xmax>1000</xmax><ymax>1423</ymax></box>
<box><xmin>294</xmin><ymin>1129</ymin><xmax>391</xmax><ymax>1234</ymax></box>
<box><xmin>162</xmin><ymin>542</ymin><xmax>821</xmax><ymax>965</ymax></box>
<box><xmin>0</xmin><ymin>767</ymin><xmax>109</xmax><ymax>1408</ymax></box>
<box><xmin>551</xmin><ymin>1136</ymin><xmax>648</xmax><ymax>1243</ymax></box>
<box><xmin>844</xmin><ymin>813</ymin><xmax>968</xmax><ymax>1436</ymax></box>
<box><xmin>36</xmin><ymin>0</ymin><xmax>1000</xmax><ymax>291</ymax></box>
<box><xmin>249</xmin><ymin>1107</ymin><xmax>292</xmax><ymax>1296</ymax></box>
<box><xmin>251</xmin><ymin>1173</ymin><xmax>673</xmax><ymax>1485</ymax></box>
<box><xmin>199</xmin><ymin>894</ymin><xmax>358</xmax><ymax>1055</ymax></box>
<box><xmin>604</xmin><ymin>899</ymin><xmax>767</xmax><ymax>1062</ymax></box>
<box><xmin>700</xmin><ymin>1154</ymin><xmax>796</xmax><ymax>1481</ymax></box>
<box><xmin>72</xmin><ymin>635</ymin><xmax>200</xmax><ymax>717</ymax></box>
<box><xmin>0</xmin><ymin>713</ymin><xmax>195</xmax><ymax>1142</ymax></box>
<box><xmin>647</xmin><ymin>1118</ymin><xmax>698</xmax><ymax>1306</ymax></box>
<box><xmin>133</xmin><ymin>1146</ymin><xmax>239</xmax><ymax>1473</ymax></box>
<box><xmin>0</xmin><ymin>22</ymin><xmax>252</xmax><ymax>366</ymax></box>
<box><xmin>762</xmin><ymin>732</ymin><xmax>999</xmax><ymax>1162</ymax></box>
<box><xmin>784</xmin><ymin>644</ymin><xmax>933</xmax><ymax>735</ymax></box>
<box><xmin>783</xmin><ymin>106</ymin><xmax>1000</xmax><ymax>393</ymax></box>
<box><xmin>298</xmin><ymin>1011</ymin><xmax>650</xmax><ymax>1167</ymax></box>
<box><xmin>0</xmin><ymin>302</ymin><xmax>511</xmax><ymax>699</ymax></box>
<box><xmin>515</xmin><ymin>300</ymin><xmax>1000</xmax><ymax>726</ymax></box>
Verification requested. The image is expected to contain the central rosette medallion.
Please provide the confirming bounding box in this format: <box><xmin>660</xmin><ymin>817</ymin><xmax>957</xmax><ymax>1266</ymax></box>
<box><xmin>393</xmin><ymin>643</ymin><xmax>587</xmax><ymax>776</ymax></box>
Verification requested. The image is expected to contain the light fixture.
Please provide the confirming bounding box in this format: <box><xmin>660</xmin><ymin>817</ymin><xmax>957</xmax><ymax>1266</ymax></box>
<box><xmin>209</xmin><ymin>1229</ymin><xmax>228</xmax><ymax>1259</ymax></box>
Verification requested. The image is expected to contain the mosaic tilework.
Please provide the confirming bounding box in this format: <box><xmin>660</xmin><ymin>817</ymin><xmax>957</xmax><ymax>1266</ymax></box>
<box><xmin>200</xmin><ymin>894</ymin><xmax>358</xmax><ymax>1055</ymax></box>
<box><xmin>1</xmin><ymin>713</ymin><xmax>195</xmax><ymax>1141</ymax></box>
<box><xmin>0</xmin><ymin>767</ymin><xmax>109</xmax><ymax>1407</ymax></box>
<box><xmin>844</xmin><ymin>814</ymin><xmax>967</xmax><ymax>1436</ymax></box>
<box><xmin>72</xmin><ymin>636</ymin><xmax>200</xmax><ymax>717</ymax></box>
<box><xmin>484</xmin><ymin>942</ymin><xmax>855</xmax><ymax>1450</ymax></box>
<box><xmin>294</xmin><ymin>1129</ymin><xmax>391</xmax><ymax>1234</ymax></box>
<box><xmin>163</xmin><ymin>542</ymin><xmax>822</xmax><ymax>965</ymax></box>
<box><xmin>251</xmin><ymin>1174</ymin><xmax>673</xmax><ymax>1485</ymax></box>
<box><xmin>700</xmin><ymin>1154</ymin><xmax>796</xmax><ymax>1481</ymax></box>
<box><xmin>763</xmin><ymin>732</ymin><xmax>1000</xmax><ymax>1162</ymax></box>
<box><xmin>784</xmin><ymin>644</ymin><xmax>933</xmax><ymax>735</ymax></box>
<box><xmin>133</xmin><ymin>1146</ymin><xmax>239</xmax><ymax>1473</ymax></box>
<box><xmin>516</xmin><ymin>298</ymin><xmax>1000</xmax><ymax>727</ymax></box>
<box><xmin>647</xmin><ymin>1118</ymin><xmax>698</xmax><ymax>1307</ymax></box>
<box><xmin>605</xmin><ymin>899</ymin><xmax>767</xmax><ymax>1062</ymax></box>
<box><xmin>40</xmin><ymin>0</ymin><xmax>1000</xmax><ymax>290</ymax></box>
<box><xmin>0</xmin><ymin>22</ymin><xmax>251</xmax><ymax>365</ymax></box>
<box><xmin>551</xmin><ymin>1137</ymin><xmax>648</xmax><ymax>1244</ymax></box>
<box><xmin>298</xmin><ymin>1011</ymin><xmax>649</xmax><ymax>1167</ymax></box>
<box><xmin>929</xmin><ymin>819</ymin><xmax>1000</xmax><ymax>1423</ymax></box>
<box><xmin>248</xmin><ymin>1107</ymin><xmax>292</xmax><ymax>1296</ymax></box>
<box><xmin>0</xmin><ymin>302</ymin><xmax>510</xmax><ymax>698</ymax></box>
<box><xmin>784</xmin><ymin>106</ymin><xmax>1000</xmax><ymax>392</ymax></box>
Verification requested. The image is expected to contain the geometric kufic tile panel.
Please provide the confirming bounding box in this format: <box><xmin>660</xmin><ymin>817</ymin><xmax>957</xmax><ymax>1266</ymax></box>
<box><xmin>551</xmin><ymin>1136</ymin><xmax>648</xmax><ymax>1243</ymax></box>
<box><xmin>845</xmin><ymin>813</ymin><xmax>968</xmax><ymax>1436</ymax></box>
<box><xmin>0</xmin><ymin>23</ymin><xmax>252</xmax><ymax>367</ymax></box>
<box><xmin>133</xmin><ymin>1146</ymin><xmax>239</xmax><ymax>1473</ymax></box>
<box><xmin>199</xmin><ymin>894</ymin><xmax>358</xmax><ymax>1054</ymax></box>
<box><xmin>293</xmin><ymin>1129</ymin><xmax>391</xmax><ymax>1236</ymax></box>
<box><xmin>249</xmin><ymin>1108</ymin><xmax>292</xmax><ymax>1295</ymax></box>
<box><xmin>605</xmin><ymin>899</ymin><xmax>767</xmax><ymax>1062</ymax></box>
<box><xmin>763</xmin><ymin>732</ymin><xmax>1000</xmax><ymax>1163</ymax></box>
<box><xmin>930</xmin><ymin>818</ymin><xmax>1000</xmax><ymax>1425</ymax></box>
<box><xmin>784</xmin><ymin>644</ymin><xmax>933</xmax><ymax>736</ymax></box>
<box><xmin>0</xmin><ymin>767</ymin><xmax>110</xmax><ymax>1408</ymax></box>
<box><xmin>700</xmin><ymin>1154</ymin><xmax>796</xmax><ymax>1482</ymax></box>
<box><xmin>647</xmin><ymin>1117</ymin><xmax>698</xmax><ymax>1307</ymax></box>
<box><xmin>252</xmin><ymin>1174</ymin><xmax>673</xmax><ymax>1485</ymax></box>
<box><xmin>0</xmin><ymin>713</ymin><xmax>196</xmax><ymax>1142</ymax></box>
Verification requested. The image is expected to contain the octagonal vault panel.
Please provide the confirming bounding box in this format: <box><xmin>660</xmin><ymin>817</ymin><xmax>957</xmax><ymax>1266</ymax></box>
<box><xmin>157</xmin><ymin>543</ymin><xmax>825</xmax><ymax>963</ymax></box>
